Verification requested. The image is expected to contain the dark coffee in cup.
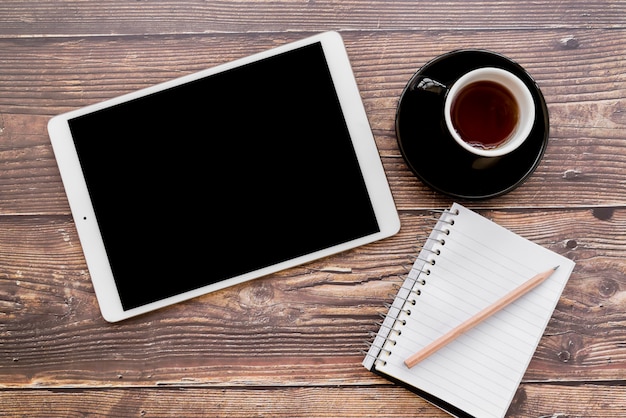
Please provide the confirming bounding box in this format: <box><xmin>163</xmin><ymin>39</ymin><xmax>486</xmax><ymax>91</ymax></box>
<box><xmin>451</xmin><ymin>80</ymin><xmax>519</xmax><ymax>150</ymax></box>
<box><xmin>444</xmin><ymin>67</ymin><xmax>535</xmax><ymax>157</ymax></box>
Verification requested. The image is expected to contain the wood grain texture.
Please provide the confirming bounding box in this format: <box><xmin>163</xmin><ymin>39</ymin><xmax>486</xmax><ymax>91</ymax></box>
<box><xmin>1</xmin><ymin>387</ymin><xmax>452</xmax><ymax>417</ymax></box>
<box><xmin>1</xmin><ymin>30</ymin><xmax>625</xmax><ymax>215</ymax></box>
<box><xmin>2</xmin><ymin>209</ymin><xmax>625</xmax><ymax>388</ymax></box>
<box><xmin>1</xmin><ymin>0</ymin><xmax>626</xmax><ymax>416</ymax></box>
<box><xmin>2</xmin><ymin>384</ymin><xmax>626</xmax><ymax>417</ymax></box>
<box><xmin>1</xmin><ymin>0</ymin><xmax>625</xmax><ymax>37</ymax></box>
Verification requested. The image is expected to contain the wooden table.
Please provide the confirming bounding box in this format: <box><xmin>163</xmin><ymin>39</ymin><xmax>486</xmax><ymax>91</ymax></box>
<box><xmin>2</xmin><ymin>1</ymin><xmax>625</xmax><ymax>416</ymax></box>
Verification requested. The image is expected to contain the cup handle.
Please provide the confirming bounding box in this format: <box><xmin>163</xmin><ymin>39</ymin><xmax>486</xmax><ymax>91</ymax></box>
<box><xmin>409</xmin><ymin>76</ymin><xmax>448</xmax><ymax>95</ymax></box>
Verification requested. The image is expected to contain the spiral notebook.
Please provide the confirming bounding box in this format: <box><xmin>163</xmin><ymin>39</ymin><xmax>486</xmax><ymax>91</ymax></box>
<box><xmin>363</xmin><ymin>203</ymin><xmax>575</xmax><ymax>418</ymax></box>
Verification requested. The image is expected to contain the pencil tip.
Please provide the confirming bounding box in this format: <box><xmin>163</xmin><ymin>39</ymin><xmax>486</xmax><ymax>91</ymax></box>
<box><xmin>553</xmin><ymin>265</ymin><xmax>560</xmax><ymax>270</ymax></box>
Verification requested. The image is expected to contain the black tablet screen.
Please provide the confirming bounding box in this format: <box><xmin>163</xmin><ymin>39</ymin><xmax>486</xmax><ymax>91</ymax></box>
<box><xmin>68</xmin><ymin>42</ymin><xmax>379</xmax><ymax>310</ymax></box>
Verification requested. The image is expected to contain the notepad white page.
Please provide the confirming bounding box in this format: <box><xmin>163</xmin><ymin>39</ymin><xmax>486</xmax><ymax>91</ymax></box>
<box><xmin>371</xmin><ymin>203</ymin><xmax>575</xmax><ymax>418</ymax></box>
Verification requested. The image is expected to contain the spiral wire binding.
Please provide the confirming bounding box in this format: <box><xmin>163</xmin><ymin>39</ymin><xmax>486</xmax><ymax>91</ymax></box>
<box><xmin>362</xmin><ymin>207</ymin><xmax>459</xmax><ymax>369</ymax></box>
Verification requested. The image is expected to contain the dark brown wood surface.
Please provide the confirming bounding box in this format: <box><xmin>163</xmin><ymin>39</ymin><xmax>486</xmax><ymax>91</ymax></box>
<box><xmin>1</xmin><ymin>1</ymin><xmax>625</xmax><ymax>417</ymax></box>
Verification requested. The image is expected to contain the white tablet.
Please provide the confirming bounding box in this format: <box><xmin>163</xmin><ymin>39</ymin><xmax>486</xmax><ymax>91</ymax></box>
<box><xmin>48</xmin><ymin>31</ymin><xmax>400</xmax><ymax>322</ymax></box>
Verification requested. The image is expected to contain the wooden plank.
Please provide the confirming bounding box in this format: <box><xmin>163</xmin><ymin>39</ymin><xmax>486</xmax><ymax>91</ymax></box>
<box><xmin>2</xmin><ymin>383</ymin><xmax>625</xmax><ymax>417</ymax></box>
<box><xmin>1</xmin><ymin>30</ymin><xmax>625</xmax><ymax>214</ymax></box>
<box><xmin>1</xmin><ymin>0</ymin><xmax>625</xmax><ymax>38</ymax></box>
<box><xmin>0</xmin><ymin>386</ymin><xmax>449</xmax><ymax>417</ymax></box>
<box><xmin>1</xmin><ymin>208</ymin><xmax>625</xmax><ymax>388</ymax></box>
<box><xmin>2</xmin><ymin>31</ymin><xmax>625</xmax><ymax>117</ymax></box>
<box><xmin>509</xmin><ymin>383</ymin><xmax>626</xmax><ymax>417</ymax></box>
<box><xmin>0</xmin><ymin>114</ymin><xmax>69</xmax><ymax>216</ymax></box>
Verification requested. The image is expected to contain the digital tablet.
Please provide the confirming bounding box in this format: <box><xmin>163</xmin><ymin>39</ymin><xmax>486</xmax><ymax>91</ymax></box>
<box><xmin>48</xmin><ymin>31</ymin><xmax>400</xmax><ymax>322</ymax></box>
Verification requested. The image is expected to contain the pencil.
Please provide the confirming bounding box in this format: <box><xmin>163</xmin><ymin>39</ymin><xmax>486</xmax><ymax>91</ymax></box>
<box><xmin>404</xmin><ymin>266</ymin><xmax>560</xmax><ymax>369</ymax></box>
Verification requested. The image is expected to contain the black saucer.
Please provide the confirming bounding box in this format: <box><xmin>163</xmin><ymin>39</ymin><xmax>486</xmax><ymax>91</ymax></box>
<box><xmin>396</xmin><ymin>49</ymin><xmax>549</xmax><ymax>200</ymax></box>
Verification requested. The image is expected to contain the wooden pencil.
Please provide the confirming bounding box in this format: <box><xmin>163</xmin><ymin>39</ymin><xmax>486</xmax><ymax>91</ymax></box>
<box><xmin>404</xmin><ymin>266</ymin><xmax>560</xmax><ymax>369</ymax></box>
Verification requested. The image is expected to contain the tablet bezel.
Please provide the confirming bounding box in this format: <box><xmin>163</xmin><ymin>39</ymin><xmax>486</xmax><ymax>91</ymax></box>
<box><xmin>48</xmin><ymin>31</ymin><xmax>400</xmax><ymax>322</ymax></box>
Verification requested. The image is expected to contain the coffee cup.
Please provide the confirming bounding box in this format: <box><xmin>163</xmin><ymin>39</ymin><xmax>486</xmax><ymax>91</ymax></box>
<box><xmin>416</xmin><ymin>67</ymin><xmax>535</xmax><ymax>158</ymax></box>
